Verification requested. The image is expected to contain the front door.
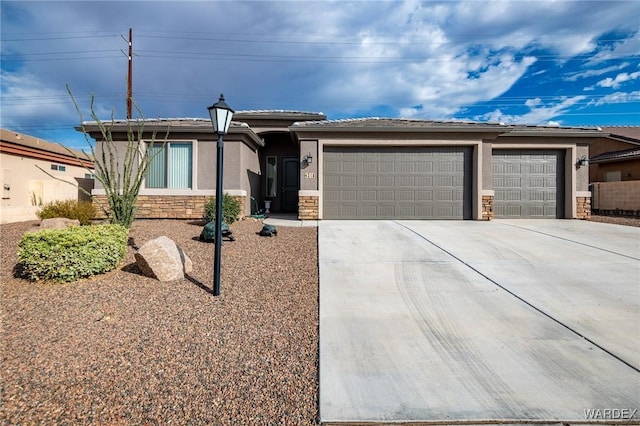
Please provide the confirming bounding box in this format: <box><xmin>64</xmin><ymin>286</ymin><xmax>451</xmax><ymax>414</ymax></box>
<box><xmin>281</xmin><ymin>157</ymin><xmax>299</xmax><ymax>212</ymax></box>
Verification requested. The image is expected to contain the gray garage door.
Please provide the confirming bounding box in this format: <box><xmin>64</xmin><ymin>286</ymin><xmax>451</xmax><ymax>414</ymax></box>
<box><xmin>492</xmin><ymin>150</ymin><xmax>565</xmax><ymax>218</ymax></box>
<box><xmin>323</xmin><ymin>146</ymin><xmax>472</xmax><ymax>219</ymax></box>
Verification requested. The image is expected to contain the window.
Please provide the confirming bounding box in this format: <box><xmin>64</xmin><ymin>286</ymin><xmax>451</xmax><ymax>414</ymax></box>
<box><xmin>51</xmin><ymin>164</ymin><xmax>66</xmax><ymax>171</ymax></box>
<box><xmin>605</xmin><ymin>171</ymin><xmax>621</xmax><ymax>182</ymax></box>
<box><xmin>266</xmin><ymin>156</ymin><xmax>277</xmax><ymax>197</ymax></box>
<box><xmin>146</xmin><ymin>142</ymin><xmax>193</xmax><ymax>189</ymax></box>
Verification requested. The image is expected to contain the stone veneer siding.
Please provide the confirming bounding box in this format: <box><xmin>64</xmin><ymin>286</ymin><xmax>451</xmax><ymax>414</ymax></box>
<box><xmin>298</xmin><ymin>196</ymin><xmax>319</xmax><ymax>220</ymax></box>
<box><xmin>481</xmin><ymin>195</ymin><xmax>494</xmax><ymax>221</ymax></box>
<box><xmin>92</xmin><ymin>194</ymin><xmax>246</xmax><ymax>220</ymax></box>
<box><xmin>576</xmin><ymin>196</ymin><xmax>591</xmax><ymax>219</ymax></box>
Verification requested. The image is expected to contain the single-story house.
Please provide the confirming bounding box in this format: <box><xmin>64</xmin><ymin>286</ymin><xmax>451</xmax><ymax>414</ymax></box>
<box><xmin>587</xmin><ymin>127</ymin><xmax>640</xmax><ymax>215</ymax></box>
<box><xmin>82</xmin><ymin>112</ymin><xmax>606</xmax><ymax>221</ymax></box>
<box><xmin>0</xmin><ymin>128</ymin><xmax>95</xmax><ymax>224</ymax></box>
<box><xmin>588</xmin><ymin>126</ymin><xmax>640</xmax><ymax>182</ymax></box>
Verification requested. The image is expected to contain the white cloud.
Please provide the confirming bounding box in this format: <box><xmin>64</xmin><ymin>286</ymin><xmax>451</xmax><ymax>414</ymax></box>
<box><xmin>473</xmin><ymin>96</ymin><xmax>587</xmax><ymax>125</ymax></box>
<box><xmin>0</xmin><ymin>71</ymin><xmax>71</xmax><ymax>126</ymax></box>
<box><xmin>588</xmin><ymin>91</ymin><xmax>640</xmax><ymax>106</ymax></box>
<box><xmin>587</xmin><ymin>34</ymin><xmax>640</xmax><ymax>65</ymax></box>
<box><xmin>565</xmin><ymin>63</ymin><xmax>630</xmax><ymax>82</ymax></box>
<box><xmin>1</xmin><ymin>0</ymin><xmax>639</xmax><ymax>133</ymax></box>
<box><xmin>596</xmin><ymin>71</ymin><xmax>640</xmax><ymax>89</ymax></box>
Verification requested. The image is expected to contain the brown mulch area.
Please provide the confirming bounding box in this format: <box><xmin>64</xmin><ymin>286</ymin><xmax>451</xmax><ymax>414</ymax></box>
<box><xmin>0</xmin><ymin>219</ymin><xmax>319</xmax><ymax>425</ymax></box>
<box><xmin>586</xmin><ymin>214</ymin><xmax>640</xmax><ymax>227</ymax></box>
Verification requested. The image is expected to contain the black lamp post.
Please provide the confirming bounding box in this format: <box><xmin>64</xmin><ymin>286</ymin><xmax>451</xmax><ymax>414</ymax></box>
<box><xmin>208</xmin><ymin>94</ymin><xmax>234</xmax><ymax>296</ymax></box>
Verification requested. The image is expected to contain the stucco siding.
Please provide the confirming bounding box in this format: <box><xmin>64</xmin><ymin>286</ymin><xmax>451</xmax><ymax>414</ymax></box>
<box><xmin>1</xmin><ymin>153</ymin><xmax>92</xmax><ymax>223</ymax></box>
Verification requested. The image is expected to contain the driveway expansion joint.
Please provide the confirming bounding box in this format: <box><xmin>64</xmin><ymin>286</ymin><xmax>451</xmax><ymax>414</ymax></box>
<box><xmin>393</xmin><ymin>220</ymin><xmax>640</xmax><ymax>374</ymax></box>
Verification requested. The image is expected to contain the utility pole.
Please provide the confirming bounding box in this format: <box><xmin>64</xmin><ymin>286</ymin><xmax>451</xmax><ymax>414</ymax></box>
<box><xmin>127</xmin><ymin>28</ymin><xmax>133</xmax><ymax>119</ymax></box>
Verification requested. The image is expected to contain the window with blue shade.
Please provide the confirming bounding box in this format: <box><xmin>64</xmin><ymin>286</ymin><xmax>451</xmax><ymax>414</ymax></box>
<box><xmin>146</xmin><ymin>142</ymin><xmax>193</xmax><ymax>189</ymax></box>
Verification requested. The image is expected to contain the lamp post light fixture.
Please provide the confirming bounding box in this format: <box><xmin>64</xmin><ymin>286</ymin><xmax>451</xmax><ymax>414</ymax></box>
<box><xmin>208</xmin><ymin>94</ymin><xmax>234</xmax><ymax>296</ymax></box>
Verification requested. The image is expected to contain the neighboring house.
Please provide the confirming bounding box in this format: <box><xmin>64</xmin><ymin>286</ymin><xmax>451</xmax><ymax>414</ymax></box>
<box><xmin>588</xmin><ymin>127</ymin><xmax>640</xmax><ymax>215</ymax></box>
<box><xmin>81</xmin><ymin>112</ymin><xmax>604</xmax><ymax>221</ymax></box>
<box><xmin>0</xmin><ymin>128</ymin><xmax>95</xmax><ymax>224</ymax></box>
<box><xmin>589</xmin><ymin>127</ymin><xmax>640</xmax><ymax>182</ymax></box>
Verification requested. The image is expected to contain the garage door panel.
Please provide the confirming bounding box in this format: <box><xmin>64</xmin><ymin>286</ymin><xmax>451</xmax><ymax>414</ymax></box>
<box><xmin>343</xmin><ymin>161</ymin><xmax>358</xmax><ymax>172</ymax></box>
<box><xmin>324</xmin><ymin>146</ymin><xmax>471</xmax><ymax>219</ymax></box>
<box><xmin>416</xmin><ymin>176</ymin><xmax>433</xmax><ymax>187</ymax></box>
<box><xmin>361</xmin><ymin>205</ymin><xmax>377</xmax><ymax>216</ymax></box>
<box><xmin>379</xmin><ymin>205</ymin><xmax>395</xmax><ymax>216</ymax></box>
<box><xmin>398</xmin><ymin>176</ymin><xmax>415</xmax><ymax>186</ymax></box>
<box><xmin>360</xmin><ymin>175</ymin><xmax>377</xmax><ymax>186</ymax></box>
<box><xmin>362</xmin><ymin>162</ymin><xmax>377</xmax><ymax>173</ymax></box>
<box><xmin>379</xmin><ymin>176</ymin><xmax>395</xmax><ymax>187</ymax></box>
<box><xmin>493</xmin><ymin>150</ymin><xmax>564</xmax><ymax>219</ymax></box>
<box><xmin>341</xmin><ymin>176</ymin><xmax>357</xmax><ymax>187</ymax></box>
<box><xmin>416</xmin><ymin>162</ymin><xmax>433</xmax><ymax>173</ymax></box>
<box><xmin>400</xmin><ymin>162</ymin><xmax>415</xmax><ymax>173</ymax></box>
<box><xmin>380</xmin><ymin>162</ymin><xmax>395</xmax><ymax>173</ymax></box>
<box><xmin>379</xmin><ymin>190</ymin><xmax>395</xmax><ymax>201</ymax></box>
<box><xmin>361</xmin><ymin>190</ymin><xmax>377</xmax><ymax>201</ymax></box>
<box><xmin>398</xmin><ymin>190</ymin><xmax>416</xmax><ymax>202</ymax></box>
<box><xmin>417</xmin><ymin>190</ymin><xmax>432</xmax><ymax>201</ymax></box>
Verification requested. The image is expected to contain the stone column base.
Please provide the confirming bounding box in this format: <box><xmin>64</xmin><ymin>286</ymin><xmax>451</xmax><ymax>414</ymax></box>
<box><xmin>482</xmin><ymin>195</ymin><xmax>494</xmax><ymax>221</ymax></box>
<box><xmin>298</xmin><ymin>195</ymin><xmax>319</xmax><ymax>220</ymax></box>
<box><xmin>576</xmin><ymin>196</ymin><xmax>591</xmax><ymax>219</ymax></box>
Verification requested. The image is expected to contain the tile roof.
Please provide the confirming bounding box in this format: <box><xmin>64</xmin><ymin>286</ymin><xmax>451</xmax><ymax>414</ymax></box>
<box><xmin>1</xmin><ymin>128</ymin><xmax>92</xmax><ymax>161</ymax></box>
<box><xmin>291</xmin><ymin>117</ymin><xmax>509</xmax><ymax>129</ymax></box>
<box><xmin>290</xmin><ymin>117</ymin><xmax>604</xmax><ymax>136</ymax></box>
<box><xmin>80</xmin><ymin>117</ymin><xmax>250</xmax><ymax>129</ymax></box>
<box><xmin>589</xmin><ymin>147</ymin><xmax>640</xmax><ymax>163</ymax></box>
<box><xmin>601</xmin><ymin>126</ymin><xmax>640</xmax><ymax>141</ymax></box>
<box><xmin>234</xmin><ymin>110</ymin><xmax>326</xmax><ymax>119</ymax></box>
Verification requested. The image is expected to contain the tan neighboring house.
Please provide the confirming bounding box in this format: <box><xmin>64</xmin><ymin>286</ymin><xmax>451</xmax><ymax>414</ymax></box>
<box><xmin>82</xmin><ymin>112</ymin><xmax>605</xmax><ymax>221</ymax></box>
<box><xmin>588</xmin><ymin>127</ymin><xmax>640</xmax><ymax>214</ymax></box>
<box><xmin>0</xmin><ymin>128</ymin><xmax>94</xmax><ymax>224</ymax></box>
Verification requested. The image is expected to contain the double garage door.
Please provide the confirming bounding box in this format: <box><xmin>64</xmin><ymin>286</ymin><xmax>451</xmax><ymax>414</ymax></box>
<box><xmin>323</xmin><ymin>146</ymin><xmax>472</xmax><ymax>219</ymax></box>
<box><xmin>323</xmin><ymin>147</ymin><xmax>565</xmax><ymax>220</ymax></box>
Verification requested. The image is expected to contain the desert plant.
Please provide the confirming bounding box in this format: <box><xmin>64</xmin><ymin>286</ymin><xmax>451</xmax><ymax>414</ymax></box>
<box><xmin>37</xmin><ymin>199</ymin><xmax>96</xmax><ymax>225</ymax></box>
<box><xmin>204</xmin><ymin>193</ymin><xmax>242</xmax><ymax>225</ymax></box>
<box><xmin>35</xmin><ymin>85</ymin><xmax>168</xmax><ymax>229</ymax></box>
<box><xmin>17</xmin><ymin>224</ymin><xmax>128</xmax><ymax>282</ymax></box>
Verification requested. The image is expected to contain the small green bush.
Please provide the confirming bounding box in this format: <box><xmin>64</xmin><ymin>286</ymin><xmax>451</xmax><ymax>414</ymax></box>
<box><xmin>17</xmin><ymin>224</ymin><xmax>129</xmax><ymax>282</ymax></box>
<box><xmin>204</xmin><ymin>193</ymin><xmax>241</xmax><ymax>225</ymax></box>
<box><xmin>37</xmin><ymin>199</ymin><xmax>96</xmax><ymax>225</ymax></box>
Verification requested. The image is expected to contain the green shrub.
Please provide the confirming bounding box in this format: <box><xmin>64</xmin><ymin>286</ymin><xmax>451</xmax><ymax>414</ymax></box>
<box><xmin>37</xmin><ymin>199</ymin><xmax>96</xmax><ymax>225</ymax></box>
<box><xmin>204</xmin><ymin>193</ymin><xmax>242</xmax><ymax>225</ymax></box>
<box><xmin>17</xmin><ymin>224</ymin><xmax>129</xmax><ymax>282</ymax></box>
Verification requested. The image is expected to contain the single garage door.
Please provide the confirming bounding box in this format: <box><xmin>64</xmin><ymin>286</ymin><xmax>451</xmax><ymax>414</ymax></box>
<box><xmin>323</xmin><ymin>146</ymin><xmax>472</xmax><ymax>219</ymax></box>
<box><xmin>492</xmin><ymin>150</ymin><xmax>565</xmax><ymax>218</ymax></box>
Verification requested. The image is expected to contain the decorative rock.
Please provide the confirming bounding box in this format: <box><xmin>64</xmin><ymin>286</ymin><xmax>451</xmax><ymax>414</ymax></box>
<box><xmin>134</xmin><ymin>236</ymin><xmax>192</xmax><ymax>281</ymax></box>
<box><xmin>40</xmin><ymin>218</ymin><xmax>80</xmax><ymax>229</ymax></box>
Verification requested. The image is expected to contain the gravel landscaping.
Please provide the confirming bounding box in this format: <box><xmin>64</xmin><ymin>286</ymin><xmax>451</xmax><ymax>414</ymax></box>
<box><xmin>1</xmin><ymin>219</ymin><xmax>319</xmax><ymax>425</ymax></box>
<box><xmin>2</xmin><ymin>214</ymin><xmax>637</xmax><ymax>425</ymax></box>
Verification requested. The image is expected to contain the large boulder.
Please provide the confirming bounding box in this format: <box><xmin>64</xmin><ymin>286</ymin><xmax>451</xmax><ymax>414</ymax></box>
<box><xmin>134</xmin><ymin>236</ymin><xmax>192</xmax><ymax>281</ymax></box>
<box><xmin>40</xmin><ymin>217</ymin><xmax>80</xmax><ymax>230</ymax></box>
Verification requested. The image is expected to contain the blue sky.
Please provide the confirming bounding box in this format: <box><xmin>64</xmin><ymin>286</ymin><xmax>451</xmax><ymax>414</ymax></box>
<box><xmin>1</xmin><ymin>0</ymin><xmax>639</xmax><ymax>149</ymax></box>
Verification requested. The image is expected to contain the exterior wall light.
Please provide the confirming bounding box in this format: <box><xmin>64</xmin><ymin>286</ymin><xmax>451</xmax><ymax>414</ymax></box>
<box><xmin>576</xmin><ymin>156</ymin><xmax>589</xmax><ymax>168</ymax></box>
<box><xmin>303</xmin><ymin>152</ymin><xmax>313</xmax><ymax>164</ymax></box>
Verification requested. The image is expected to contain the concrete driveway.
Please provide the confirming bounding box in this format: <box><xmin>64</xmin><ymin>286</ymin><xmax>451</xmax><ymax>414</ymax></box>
<box><xmin>319</xmin><ymin>220</ymin><xmax>640</xmax><ymax>424</ymax></box>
